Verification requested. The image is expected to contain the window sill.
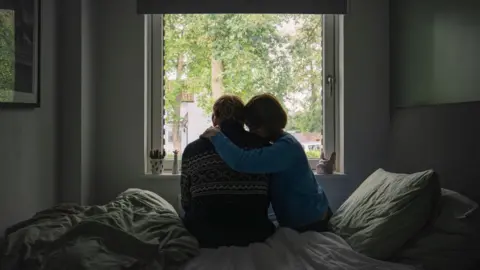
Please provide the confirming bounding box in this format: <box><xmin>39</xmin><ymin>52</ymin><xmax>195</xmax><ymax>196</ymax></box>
<box><xmin>142</xmin><ymin>172</ymin><xmax>348</xmax><ymax>181</ymax></box>
<box><xmin>158</xmin><ymin>159</ymin><xmax>327</xmax><ymax>173</ymax></box>
<box><xmin>142</xmin><ymin>172</ymin><xmax>181</xmax><ymax>180</ymax></box>
<box><xmin>314</xmin><ymin>172</ymin><xmax>346</xmax><ymax>177</ymax></box>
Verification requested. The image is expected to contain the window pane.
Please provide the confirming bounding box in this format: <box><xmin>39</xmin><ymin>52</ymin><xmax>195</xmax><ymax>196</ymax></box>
<box><xmin>162</xmin><ymin>14</ymin><xmax>323</xmax><ymax>160</ymax></box>
<box><xmin>0</xmin><ymin>10</ymin><xmax>15</xmax><ymax>102</ymax></box>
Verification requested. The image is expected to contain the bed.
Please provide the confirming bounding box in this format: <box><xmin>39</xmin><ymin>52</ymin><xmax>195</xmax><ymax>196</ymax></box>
<box><xmin>182</xmin><ymin>229</ymin><xmax>417</xmax><ymax>270</ymax></box>
<box><xmin>182</xmin><ymin>101</ymin><xmax>480</xmax><ymax>270</ymax></box>
<box><xmin>2</xmin><ymin>102</ymin><xmax>479</xmax><ymax>270</ymax></box>
<box><xmin>0</xmin><ymin>189</ymin><xmax>199</xmax><ymax>270</ymax></box>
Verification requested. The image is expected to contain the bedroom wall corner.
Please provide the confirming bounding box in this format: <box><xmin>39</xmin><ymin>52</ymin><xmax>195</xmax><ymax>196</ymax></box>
<box><xmin>56</xmin><ymin>0</ymin><xmax>97</xmax><ymax>205</ymax></box>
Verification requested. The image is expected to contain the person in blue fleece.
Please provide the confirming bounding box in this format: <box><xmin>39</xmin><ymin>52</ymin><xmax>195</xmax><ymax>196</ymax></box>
<box><xmin>202</xmin><ymin>93</ymin><xmax>332</xmax><ymax>233</ymax></box>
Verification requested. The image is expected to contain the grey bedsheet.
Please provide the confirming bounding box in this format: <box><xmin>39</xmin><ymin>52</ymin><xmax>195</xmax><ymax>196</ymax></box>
<box><xmin>1</xmin><ymin>188</ymin><xmax>199</xmax><ymax>270</ymax></box>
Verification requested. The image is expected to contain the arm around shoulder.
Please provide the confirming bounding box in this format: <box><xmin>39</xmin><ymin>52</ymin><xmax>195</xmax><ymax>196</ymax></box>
<box><xmin>211</xmin><ymin>133</ymin><xmax>299</xmax><ymax>174</ymax></box>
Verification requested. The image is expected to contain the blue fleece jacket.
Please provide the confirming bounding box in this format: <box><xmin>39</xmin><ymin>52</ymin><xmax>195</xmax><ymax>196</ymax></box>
<box><xmin>211</xmin><ymin>131</ymin><xmax>330</xmax><ymax>228</ymax></box>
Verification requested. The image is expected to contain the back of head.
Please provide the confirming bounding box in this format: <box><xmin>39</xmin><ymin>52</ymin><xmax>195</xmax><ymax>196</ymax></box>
<box><xmin>245</xmin><ymin>93</ymin><xmax>287</xmax><ymax>141</ymax></box>
<box><xmin>212</xmin><ymin>94</ymin><xmax>245</xmax><ymax>125</ymax></box>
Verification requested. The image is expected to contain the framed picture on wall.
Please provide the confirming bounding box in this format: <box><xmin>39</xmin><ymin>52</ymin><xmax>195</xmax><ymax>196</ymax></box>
<box><xmin>0</xmin><ymin>0</ymin><xmax>40</xmax><ymax>107</ymax></box>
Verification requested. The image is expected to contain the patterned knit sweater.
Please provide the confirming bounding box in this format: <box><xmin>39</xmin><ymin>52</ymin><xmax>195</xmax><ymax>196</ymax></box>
<box><xmin>180</xmin><ymin>120</ymin><xmax>275</xmax><ymax>248</ymax></box>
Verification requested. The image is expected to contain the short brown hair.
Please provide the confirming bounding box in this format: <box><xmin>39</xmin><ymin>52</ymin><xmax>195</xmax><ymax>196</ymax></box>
<box><xmin>213</xmin><ymin>94</ymin><xmax>245</xmax><ymax>123</ymax></box>
<box><xmin>245</xmin><ymin>93</ymin><xmax>287</xmax><ymax>139</ymax></box>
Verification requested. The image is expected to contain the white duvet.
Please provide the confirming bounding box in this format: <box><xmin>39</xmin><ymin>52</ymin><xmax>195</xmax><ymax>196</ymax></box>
<box><xmin>182</xmin><ymin>228</ymin><xmax>419</xmax><ymax>270</ymax></box>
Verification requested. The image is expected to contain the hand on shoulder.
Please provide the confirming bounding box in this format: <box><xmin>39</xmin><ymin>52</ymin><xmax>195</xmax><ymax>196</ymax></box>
<box><xmin>201</xmin><ymin>126</ymin><xmax>221</xmax><ymax>139</ymax></box>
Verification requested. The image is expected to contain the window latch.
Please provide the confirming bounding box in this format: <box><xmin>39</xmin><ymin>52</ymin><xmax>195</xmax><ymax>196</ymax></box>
<box><xmin>326</xmin><ymin>75</ymin><xmax>335</xmax><ymax>97</ymax></box>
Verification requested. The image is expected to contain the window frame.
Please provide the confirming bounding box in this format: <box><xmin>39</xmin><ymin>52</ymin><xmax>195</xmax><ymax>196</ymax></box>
<box><xmin>146</xmin><ymin>14</ymin><xmax>340</xmax><ymax>173</ymax></box>
<box><xmin>320</xmin><ymin>14</ymin><xmax>340</xmax><ymax>170</ymax></box>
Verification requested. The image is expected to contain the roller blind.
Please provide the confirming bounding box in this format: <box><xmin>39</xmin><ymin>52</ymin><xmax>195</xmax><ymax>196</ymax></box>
<box><xmin>137</xmin><ymin>0</ymin><xmax>348</xmax><ymax>14</ymax></box>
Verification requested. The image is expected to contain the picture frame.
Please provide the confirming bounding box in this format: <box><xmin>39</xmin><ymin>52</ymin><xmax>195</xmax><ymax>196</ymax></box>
<box><xmin>0</xmin><ymin>0</ymin><xmax>40</xmax><ymax>108</ymax></box>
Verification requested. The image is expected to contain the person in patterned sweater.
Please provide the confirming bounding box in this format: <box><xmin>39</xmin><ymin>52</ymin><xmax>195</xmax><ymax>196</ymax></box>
<box><xmin>181</xmin><ymin>95</ymin><xmax>275</xmax><ymax>248</ymax></box>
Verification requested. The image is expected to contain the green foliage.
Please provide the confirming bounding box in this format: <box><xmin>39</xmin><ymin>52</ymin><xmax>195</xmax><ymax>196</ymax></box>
<box><xmin>305</xmin><ymin>150</ymin><xmax>321</xmax><ymax>159</ymax></box>
<box><xmin>284</xmin><ymin>15</ymin><xmax>323</xmax><ymax>132</ymax></box>
<box><xmin>163</xmin><ymin>14</ymin><xmax>324</xmax><ymax>148</ymax></box>
<box><xmin>0</xmin><ymin>11</ymin><xmax>14</xmax><ymax>102</ymax></box>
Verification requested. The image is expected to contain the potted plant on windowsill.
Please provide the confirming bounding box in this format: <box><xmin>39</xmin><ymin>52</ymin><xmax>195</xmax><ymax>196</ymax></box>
<box><xmin>149</xmin><ymin>149</ymin><xmax>166</xmax><ymax>174</ymax></box>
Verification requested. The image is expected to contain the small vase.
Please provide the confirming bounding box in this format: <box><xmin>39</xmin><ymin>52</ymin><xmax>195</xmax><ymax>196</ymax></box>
<box><xmin>172</xmin><ymin>151</ymin><xmax>179</xmax><ymax>174</ymax></box>
<box><xmin>150</xmin><ymin>158</ymin><xmax>163</xmax><ymax>174</ymax></box>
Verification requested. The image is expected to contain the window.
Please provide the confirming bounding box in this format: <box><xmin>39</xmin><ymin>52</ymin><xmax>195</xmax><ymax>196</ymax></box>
<box><xmin>0</xmin><ymin>0</ymin><xmax>40</xmax><ymax>106</ymax></box>
<box><xmin>146</xmin><ymin>14</ymin><xmax>339</xmax><ymax>172</ymax></box>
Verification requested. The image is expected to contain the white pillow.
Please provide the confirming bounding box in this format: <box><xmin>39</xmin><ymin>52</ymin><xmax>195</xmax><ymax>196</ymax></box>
<box><xmin>393</xmin><ymin>189</ymin><xmax>480</xmax><ymax>270</ymax></box>
<box><xmin>329</xmin><ymin>169</ymin><xmax>440</xmax><ymax>260</ymax></box>
<box><xmin>439</xmin><ymin>188</ymin><xmax>478</xmax><ymax>219</ymax></box>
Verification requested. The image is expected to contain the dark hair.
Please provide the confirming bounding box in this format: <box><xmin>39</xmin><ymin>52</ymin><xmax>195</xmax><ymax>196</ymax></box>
<box><xmin>245</xmin><ymin>93</ymin><xmax>287</xmax><ymax>140</ymax></box>
<box><xmin>212</xmin><ymin>94</ymin><xmax>245</xmax><ymax>123</ymax></box>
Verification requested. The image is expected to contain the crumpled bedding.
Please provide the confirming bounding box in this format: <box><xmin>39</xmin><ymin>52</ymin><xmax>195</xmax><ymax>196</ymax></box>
<box><xmin>1</xmin><ymin>188</ymin><xmax>199</xmax><ymax>270</ymax></box>
<box><xmin>182</xmin><ymin>228</ymin><xmax>419</xmax><ymax>270</ymax></box>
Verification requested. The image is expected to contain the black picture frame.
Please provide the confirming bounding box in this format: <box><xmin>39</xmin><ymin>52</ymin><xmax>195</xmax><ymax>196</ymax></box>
<box><xmin>0</xmin><ymin>0</ymin><xmax>40</xmax><ymax>108</ymax></box>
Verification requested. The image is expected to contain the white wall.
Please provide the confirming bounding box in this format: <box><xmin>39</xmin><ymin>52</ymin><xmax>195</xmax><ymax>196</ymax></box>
<box><xmin>0</xmin><ymin>0</ymin><xmax>58</xmax><ymax>233</ymax></box>
<box><xmin>90</xmin><ymin>0</ymin><xmax>390</xmax><ymax>208</ymax></box>
<box><xmin>93</xmin><ymin>0</ymin><xmax>151</xmax><ymax>203</ymax></box>
<box><xmin>183</xmin><ymin>101</ymin><xmax>211</xmax><ymax>146</ymax></box>
<box><xmin>341</xmin><ymin>0</ymin><xmax>390</xmax><ymax>184</ymax></box>
<box><xmin>164</xmin><ymin>101</ymin><xmax>211</xmax><ymax>153</ymax></box>
<box><xmin>0</xmin><ymin>0</ymin><xmax>99</xmax><ymax>231</ymax></box>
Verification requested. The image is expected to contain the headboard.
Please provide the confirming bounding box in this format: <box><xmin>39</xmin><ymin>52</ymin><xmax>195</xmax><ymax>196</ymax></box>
<box><xmin>385</xmin><ymin>101</ymin><xmax>480</xmax><ymax>204</ymax></box>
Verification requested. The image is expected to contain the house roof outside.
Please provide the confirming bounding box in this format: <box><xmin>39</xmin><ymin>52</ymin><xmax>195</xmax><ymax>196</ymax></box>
<box><xmin>290</xmin><ymin>132</ymin><xmax>322</xmax><ymax>144</ymax></box>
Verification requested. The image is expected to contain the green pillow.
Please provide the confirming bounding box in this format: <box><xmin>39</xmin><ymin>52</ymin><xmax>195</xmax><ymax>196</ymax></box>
<box><xmin>329</xmin><ymin>168</ymin><xmax>440</xmax><ymax>260</ymax></box>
